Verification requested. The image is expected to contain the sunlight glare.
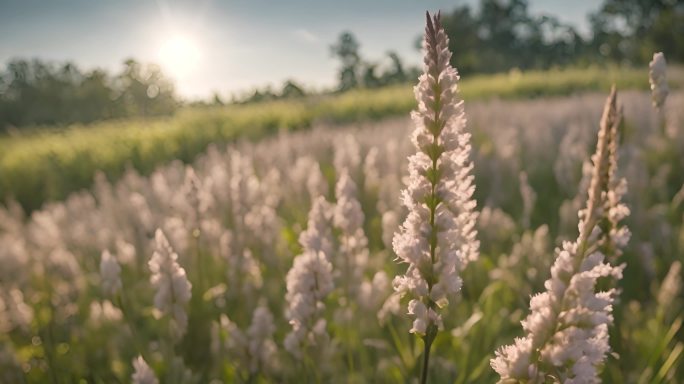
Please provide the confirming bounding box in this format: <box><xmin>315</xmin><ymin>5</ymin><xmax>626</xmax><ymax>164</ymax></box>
<box><xmin>158</xmin><ymin>34</ymin><xmax>201</xmax><ymax>78</ymax></box>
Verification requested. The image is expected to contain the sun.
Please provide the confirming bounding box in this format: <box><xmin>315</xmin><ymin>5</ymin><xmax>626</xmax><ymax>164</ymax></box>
<box><xmin>157</xmin><ymin>34</ymin><xmax>201</xmax><ymax>78</ymax></box>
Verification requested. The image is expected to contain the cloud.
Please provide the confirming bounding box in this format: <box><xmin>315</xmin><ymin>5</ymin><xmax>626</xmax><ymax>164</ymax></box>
<box><xmin>292</xmin><ymin>28</ymin><xmax>319</xmax><ymax>44</ymax></box>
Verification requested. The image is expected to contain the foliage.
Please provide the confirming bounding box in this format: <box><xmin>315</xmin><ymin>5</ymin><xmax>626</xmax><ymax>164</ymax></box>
<box><xmin>438</xmin><ymin>0</ymin><xmax>587</xmax><ymax>75</ymax></box>
<box><xmin>438</xmin><ymin>0</ymin><xmax>684</xmax><ymax>75</ymax></box>
<box><xmin>590</xmin><ymin>0</ymin><xmax>684</xmax><ymax>64</ymax></box>
<box><xmin>231</xmin><ymin>79</ymin><xmax>308</xmax><ymax>104</ymax></box>
<box><xmin>0</xmin><ymin>59</ymin><xmax>177</xmax><ymax>130</ymax></box>
<box><xmin>330</xmin><ymin>31</ymin><xmax>362</xmax><ymax>91</ymax></box>
<box><xmin>329</xmin><ymin>31</ymin><xmax>412</xmax><ymax>91</ymax></box>
<box><xmin>326</xmin><ymin>0</ymin><xmax>684</xmax><ymax>91</ymax></box>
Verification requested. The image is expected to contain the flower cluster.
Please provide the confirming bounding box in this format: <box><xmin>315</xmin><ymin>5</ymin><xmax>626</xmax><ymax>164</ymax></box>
<box><xmin>392</xmin><ymin>12</ymin><xmax>479</xmax><ymax>336</ymax></box>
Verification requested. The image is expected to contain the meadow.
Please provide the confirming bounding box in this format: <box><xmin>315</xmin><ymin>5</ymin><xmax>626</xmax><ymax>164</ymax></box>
<box><xmin>1</xmin><ymin>84</ymin><xmax>683</xmax><ymax>381</ymax></box>
<box><xmin>2</xmin><ymin>66</ymin><xmax>681</xmax><ymax>213</ymax></box>
<box><xmin>1</xmin><ymin>16</ymin><xmax>683</xmax><ymax>384</ymax></box>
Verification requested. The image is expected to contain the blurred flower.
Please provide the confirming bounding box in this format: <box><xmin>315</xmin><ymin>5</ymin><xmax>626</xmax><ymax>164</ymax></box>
<box><xmin>284</xmin><ymin>250</ymin><xmax>334</xmax><ymax>359</ymax></box>
<box><xmin>100</xmin><ymin>249</ymin><xmax>122</xmax><ymax>296</ymax></box>
<box><xmin>334</xmin><ymin>134</ymin><xmax>361</xmax><ymax>176</ymax></box>
<box><xmin>246</xmin><ymin>305</ymin><xmax>278</xmax><ymax>373</ymax></box>
<box><xmin>149</xmin><ymin>229</ymin><xmax>192</xmax><ymax>338</ymax></box>
<box><xmin>658</xmin><ymin>261</ymin><xmax>682</xmax><ymax>309</ymax></box>
<box><xmin>226</xmin><ymin>248</ymin><xmax>263</xmax><ymax>298</ymax></box>
<box><xmin>377</xmin><ymin>293</ymin><xmax>401</xmax><ymax>326</ymax></box>
<box><xmin>358</xmin><ymin>271</ymin><xmax>390</xmax><ymax>311</ymax></box>
<box><xmin>334</xmin><ymin>170</ymin><xmax>364</xmax><ymax>236</ymax></box>
<box><xmin>333</xmin><ymin>169</ymin><xmax>369</xmax><ymax>296</ymax></box>
<box><xmin>363</xmin><ymin>146</ymin><xmax>381</xmax><ymax>193</ymax></box>
<box><xmin>291</xmin><ymin>156</ymin><xmax>328</xmax><ymax>200</ymax></box>
<box><xmin>115</xmin><ymin>238</ymin><xmax>136</xmax><ymax>265</ymax></box>
<box><xmin>299</xmin><ymin>196</ymin><xmax>334</xmax><ymax>261</ymax></box>
<box><xmin>221</xmin><ymin>305</ymin><xmax>278</xmax><ymax>374</ymax></box>
<box><xmin>89</xmin><ymin>300</ymin><xmax>123</xmax><ymax>324</ymax></box>
<box><xmin>131</xmin><ymin>356</ymin><xmax>158</xmax><ymax>384</ymax></box>
<box><xmin>381</xmin><ymin>210</ymin><xmax>399</xmax><ymax>251</ymax></box>
<box><xmin>649</xmin><ymin>52</ymin><xmax>668</xmax><ymax>109</ymax></box>
<box><xmin>519</xmin><ymin>171</ymin><xmax>537</xmax><ymax>230</ymax></box>
<box><xmin>0</xmin><ymin>290</ymin><xmax>33</xmax><ymax>333</ymax></box>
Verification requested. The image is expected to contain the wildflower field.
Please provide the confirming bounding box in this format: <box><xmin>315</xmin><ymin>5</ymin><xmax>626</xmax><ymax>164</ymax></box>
<box><xmin>2</xmin><ymin>65</ymin><xmax>679</xmax><ymax>213</ymax></box>
<box><xmin>1</xmin><ymin>13</ymin><xmax>683</xmax><ymax>384</ymax></box>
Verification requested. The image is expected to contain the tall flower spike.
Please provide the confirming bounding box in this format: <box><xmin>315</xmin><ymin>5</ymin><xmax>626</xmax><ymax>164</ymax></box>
<box><xmin>491</xmin><ymin>88</ymin><xmax>629</xmax><ymax>383</ymax></box>
<box><xmin>392</xmin><ymin>11</ymin><xmax>479</xmax><ymax>382</ymax></box>
<box><xmin>149</xmin><ymin>229</ymin><xmax>192</xmax><ymax>338</ymax></box>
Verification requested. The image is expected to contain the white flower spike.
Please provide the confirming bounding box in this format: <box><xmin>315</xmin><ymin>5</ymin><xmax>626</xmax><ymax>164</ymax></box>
<box><xmin>392</xmin><ymin>11</ymin><xmax>479</xmax><ymax>383</ymax></box>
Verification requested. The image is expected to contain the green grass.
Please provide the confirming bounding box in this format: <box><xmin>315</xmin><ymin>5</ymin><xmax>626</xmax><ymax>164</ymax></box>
<box><xmin>1</xmin><ymin>65</ymin><xmax>680</xmax><ymax>211</ymax></box>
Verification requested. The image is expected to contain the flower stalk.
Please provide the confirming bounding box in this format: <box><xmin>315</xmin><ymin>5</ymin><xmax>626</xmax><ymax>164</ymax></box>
<box><xmin>393</xmin><ymin>11</ymin><xmax>479</xmax><ymax>382</ymax></box>
<box><xmin>491</xmin><ymin>87</ymin><xmax>630</xmax><ymax>383</ymax></box>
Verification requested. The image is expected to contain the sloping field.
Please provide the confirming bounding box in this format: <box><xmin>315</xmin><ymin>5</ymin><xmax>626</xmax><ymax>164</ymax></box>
<box><xmin>1</xmin><ymin>90</ymin><xmax>682</xmax><ymax>382</ymax></box>
<box><xmin>2</xmin><ymin>66</ymin><xmax>680</xmax><ymax>211</ymax></box>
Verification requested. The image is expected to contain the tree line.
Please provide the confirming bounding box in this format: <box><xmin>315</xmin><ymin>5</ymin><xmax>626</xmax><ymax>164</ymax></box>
<box><xmin>1</xmin><ymin>0</ymin><xmax>681</xmax><ymax>130</ymax></box>
<box><xmin>0</xmin><ymin>59</ymin><xmax>176</xmax><ymax>130</ymax></box>
<box><xmin>330</xmin><ymin>0</ymin><xmax>683</xmax><ymax>89</ymax></box>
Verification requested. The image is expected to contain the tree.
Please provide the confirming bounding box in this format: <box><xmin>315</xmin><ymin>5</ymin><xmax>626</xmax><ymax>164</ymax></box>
<box><xmin>330</xmin><ymin>31</ymin><xmax>362</xmax><ymax>91</ymax></box>
<box><xmin>590</xmin><ymin>0</ymin><xmax>684</xmax><ymax>63</ymax></box>
<box><xmin>281</xmin><ymin>80</ymin><xmax>306</xmax><ymax>98</ymax></box>
<box><xmin>212</xmin><ymin>92</ymin><xmax>224</xmax><ymax>106</ymax></box>
<box><xmin>117</xmin><ymin>59</ymin><xmax>176</xmax><ymax>117</ymax></box>
<box><xmin>361</xmin><ymin>62</ymin><xmax>382</xmax><ymax>88</ymax></box>
<box><xmin>382</xmin><ymin>51</ymin><xmax>407</xmax><ymax>84</ymax></box>
<box><xmin>77</xmin><ymin>69</ymin><xmax>116</xmax><ymax>121</ymax></box>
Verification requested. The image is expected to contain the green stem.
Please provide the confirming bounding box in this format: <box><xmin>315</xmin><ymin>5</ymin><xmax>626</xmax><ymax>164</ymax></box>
<box><xmin>41</xmin><ymin>308</ymin><xmax>60</xmax><ymax>384</ymax></box>
<box><xmin>115</xmin><ymin>293</ymin><xmax>150</xmax><ymax>362</ymax></box>
<box><xmin>420</xmin><ymin>327</ymin><xmax>437</xmax><ymax>384</ymax></box>
<box><xmin>164</xmin><ymin>339</ymin><xmax>175</xmax><ymax>383</ymax></box>
<box><xmin>341</xmin><ymin>235</ymin><xmax>355</xmax><ymax>375</ymax></box>
<box><xmin>194</xmin><ymin>230</ymin><xmax>204</xmax><ymax>297</ymax></box>
<box><xmin>35</xmin><ymin>276</ymin><xmax>59</xmax><ymax>384</ymax></box>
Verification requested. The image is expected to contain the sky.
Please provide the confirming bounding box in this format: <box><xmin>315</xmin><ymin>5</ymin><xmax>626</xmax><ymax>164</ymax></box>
<box><xmin>0</xmin><ymin>0</ymin><xmax>600</xmax><ymax>100</ymax></box>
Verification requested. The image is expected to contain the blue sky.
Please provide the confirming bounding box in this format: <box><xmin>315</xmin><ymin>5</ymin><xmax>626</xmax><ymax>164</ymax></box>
<box><xmin>0</xmin><ymin>0</ymin><xmax>600</xmax><ymax>99</ymax></box>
